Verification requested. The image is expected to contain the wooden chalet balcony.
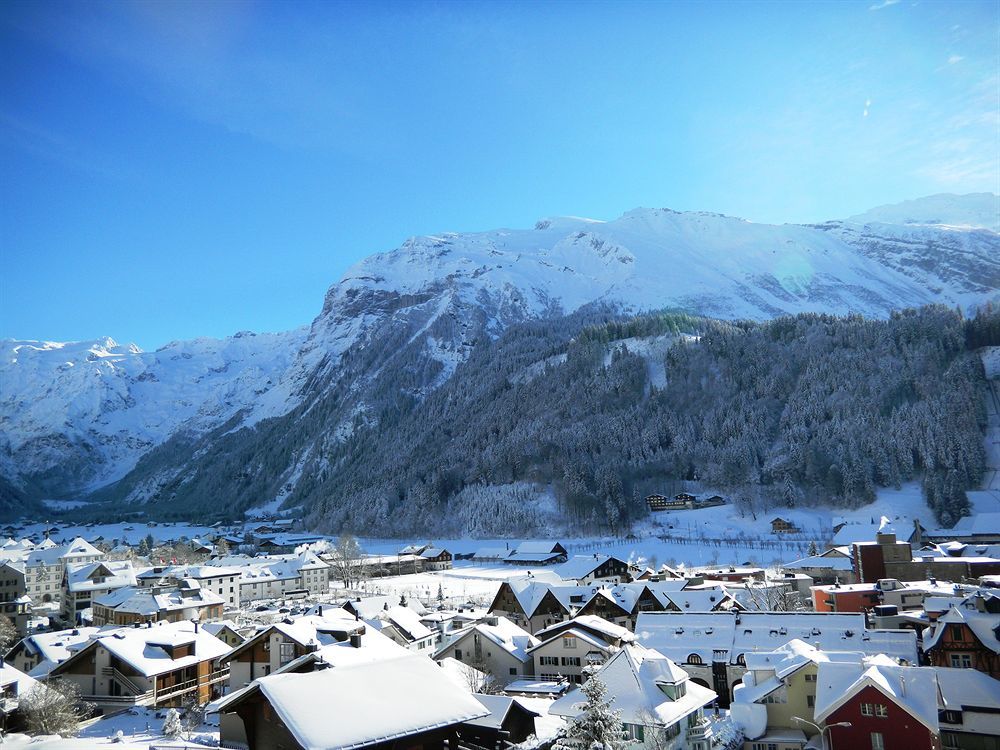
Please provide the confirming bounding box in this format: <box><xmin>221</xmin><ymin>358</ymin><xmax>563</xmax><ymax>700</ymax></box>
<box><xmin>93</xmin><ymin>665</ymin><xmax>230</xmax><ymax>706</ymax></box>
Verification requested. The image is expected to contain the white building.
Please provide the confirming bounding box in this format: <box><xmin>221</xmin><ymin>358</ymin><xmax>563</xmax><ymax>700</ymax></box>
<box><xmin>138</xmin><ymin>564</ymin><xmax>242</xmax><ymax>609</ymax></box>
<box><xmin>21</xmin><ymin>538</ymin><xmax>103</xmax><ymax>606</ymax></box>
<box><xmin>61</xmin><ymin>560</ymin><xmax>137</xmax><ymax>625</ymax></box>
<box><xmin>551</xmin><ymin>644</ymin><xmax>716</xmax><ymax>750</ymax></box>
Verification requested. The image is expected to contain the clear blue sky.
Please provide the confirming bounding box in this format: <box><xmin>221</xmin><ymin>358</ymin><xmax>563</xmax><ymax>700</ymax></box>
<box><xmin>2</xmin><ymin>0</ymin><xmax>997</xmax><ymax>349</ymax></box>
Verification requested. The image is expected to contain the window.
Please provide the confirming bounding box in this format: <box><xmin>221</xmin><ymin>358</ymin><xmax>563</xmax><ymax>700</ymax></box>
<box><xmin>950</xmin><ymin>624</ymin><xmax>964</xmax><ymax>641</ymax></box>
<box><xmin>509</xmin><ymin>667</ymin><xmax>517</xmax><ymax>676</ymax></box>
<box><xmin>804</xmin><ymin>673</ymin><xmax>817</xmax><ymax>682</ymax></box>
<box><xmin>862</xmin><ymin>703</ymin><xmax>888</xmax><ymax>718</ymax></box>
<box><xmin>687</xmin><ymin>654</ymin><xmax>703</xmax><ymax>665</ymax></box>
<box><xmin>751</xmin><ymin>744</ymin><xmax>778</xmax><ymax>750</ymax></box>
<box><xmin>950</xmin><ymin>653</ymin><xmax>972</xmax><ymax>668</ymax></box>
<box><xmin>624</xmin><ymin>724</ymin><xmax>645</xmax><ymax>742</ymax></box>
<box><xmin>807</xmin><ymin>694</ymin><xmax>815</xmax><ymax>708</ymax></box>
<box><xmin>940</xmin><ymin>710</ymin><xmax>962</xmax><ymax>725</ymax></box>
<box><xmin>871</xmin><ymin>732</ymin><xmax>884</xmax><ymax>750</ymax></box>
<box><xmin>539</xmin><ymin>656</ymin><xmax>559</xmax><ymax>666</ymax></box>
<box><xmin>561</xmin><ymin>656</ymin><xmax>581</xmax><ymax>667</ymax></box>
<box><xmin>563</xmin><ymin>637</ymin><xmax>577</xmax><ymax>649</ymax></box>
<box><xmin>454</xmin><ymin>649</ymin><xmax>462</xmax><ymax>661</ymax></box>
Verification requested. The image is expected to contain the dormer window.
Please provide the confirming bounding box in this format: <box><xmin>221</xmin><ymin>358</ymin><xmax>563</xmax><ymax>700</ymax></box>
<box><xmin>658</xmin><ymin>681</ymin><xmax>687</xmax><ymax>700</ymax></box>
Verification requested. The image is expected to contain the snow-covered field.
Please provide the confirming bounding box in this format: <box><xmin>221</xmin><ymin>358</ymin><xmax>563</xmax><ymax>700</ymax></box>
<box><xmin>16</xmin><ymin>479</ymin><xmax>979</xmax><ymax>572</ymax></box>
<box><xmin>2</xmin><ymin>706</ymin><xmax>217</xmax><ymax>749</ymax></box>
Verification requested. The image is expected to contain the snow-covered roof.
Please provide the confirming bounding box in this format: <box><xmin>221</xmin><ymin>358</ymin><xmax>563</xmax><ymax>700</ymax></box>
<box><xmin>782</xmin><ymin>554</ymin><xmax>854</xmax><ymax>571</ymax></box>
<box><xmin>138</xmin><ymin>564</ymin><xmax>241</xmax><ymax>581</ymax></box>
<box><xmin>94</xmin><ymin>582</ymin><xmax>224</xmax><ymax>615</ymax></box>
<box><xmin>924</xmin><ymin>606</ymin><xmax>1000</xmax><ymax>654</ymax></box>
<box><xmin>24</xmin><ymin>537</ymin><xmax>101</xmax><ymax>567</ymax></box>
<box><xmin>553</xmin><ymin>554</ymin><xmax>622</xmax><ymax>581</ymax></box>
<box><xmin>365</xmin><ymin>605</ymin><xmax>433</xmax><ymax>642</ymax></box>
<box><xmin>436</xmin><ymin>616</ymin><xmax>538</xmax><ymax>663</ymax></box>
<box><xmin>0</xmin><ymin>661</ymin><xmax>40</xmax><ymax>696</ymax></box>
<box><xmin>514</xmin><ymin>542</ymin><xmax>565</xmax><ymax>555</ymax></box>
<box><xmin>533</xmin><ymin>615</ymin><xmax>634</xmax><ymax>645</ymax></box>
<box><xmin>832</xmin><ymin>521</ymin><xmax>913</xmax><ymax>546</ymax></box>
<box><xmin>343</xmin><ymin>595</ymin><xmax>428</xmax><ymax>619</ymax></box>
<box><xmin>56</xmin><ymin>621</ymin><xmax>230</xmax><ymax>679</ymax></box>
<box><xmin>462</xmin><ymin>693</ymin><xmax>540</xmax><ymax>729</ymax></box>
<box><xmin>636</xmin><ymin>612</ymin><xmax>918</xmax><ymax>665</ymax></box>
<box><xmin>227</xmin><ymin>611</ymin><xmax>409</xmax><ymax>668</ymax></box>
<box><xmin>814</xmin><ymin>661</ymin><xmax>940</xmax><ymax>732</ymax></box>
<box><xmin>944</xmin><ymin>512</ymin><xmax>1000</xmax><ymax>535</ymax></box>
<box><xmin>201</xmin><ymin>620</ymin><xmax>243</xmax><ymax>640</ymax></box>
<box><xmin>64</xmin><ymin>560</ymin><xmax>137</xmax><ymax>593</ymax></box>
<box><xmin>209</xmin><ymin>551</ymin><xmax>328</xmax><ymax>582</ymax></box>
<box><xmin>16</xmin><ymin>627</ymin><xmax>100</xmax><ymax>677</ymax></box>
<box><xmin>550</xmin><ymin>644</ymin><xmax>715</xmax><ymax>727</ymax></box>
<box><xmin>243</xmin><ymin>656</ymin><xmax>488</xmax><ymax>750</ymax></box>
<box><xmin>933</xmin><ymin>666</ymin><xmax>1000</xmax><ymax>711</ymax></box>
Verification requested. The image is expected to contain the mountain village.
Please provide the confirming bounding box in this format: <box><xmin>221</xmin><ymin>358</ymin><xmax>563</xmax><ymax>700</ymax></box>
<box><xmin>1</xmin><ymin>500</ymin><xmax>1000</xmax><ymax>750</ymax></box>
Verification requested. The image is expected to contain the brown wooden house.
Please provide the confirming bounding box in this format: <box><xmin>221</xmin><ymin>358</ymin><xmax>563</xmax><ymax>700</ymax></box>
<box><xmin>923</xmin><ymin>604</ymin><xmax>1000</xmax><ymax>679</ymax></box>
<box><xmin>48</xmin><ymin>621</ymin><xmax>231</xmax><ymax>712</ymax></box>
<box><xmin>770</xmin><ymin>517</ymin><xmax>798</xmax><ymax>533</ymax></box>
<box><xmin>215</xmin><ymin>655</ymin><xmax>487</xmax><ymax>750</ymax></box>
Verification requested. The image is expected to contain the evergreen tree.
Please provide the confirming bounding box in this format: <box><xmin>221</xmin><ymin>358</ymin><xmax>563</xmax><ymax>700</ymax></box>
<box><xmin>162</xmin><ymin>708</ymin><xmax>182</xmax><ymax>738</ymax></box>
<box><xmin>807</xmin><ymin>540</ymin><xmax>819</xmax><ymax>557</ymax></box>
<box><xmin>557</xmin><ymin>676</ymin><xmax>629</xmax><ymax>750</ymax></box>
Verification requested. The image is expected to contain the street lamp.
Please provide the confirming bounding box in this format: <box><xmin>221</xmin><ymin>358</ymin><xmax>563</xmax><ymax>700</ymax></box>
<box><xmin>791</xmin><ymin>716</ymin><xmax>852</xmax><ymax>750</ymax></box>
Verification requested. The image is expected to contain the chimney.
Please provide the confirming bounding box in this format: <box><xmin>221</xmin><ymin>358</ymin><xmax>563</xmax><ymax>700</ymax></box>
<box><xmin>318</xmin><ymin>605</ymin><xmax>323</xmax><ymax>617</ymax></box>
<box><xmin>350</xmin><ymin>633</ymin><xmax>362</xmax><ymax>648</ymax></box>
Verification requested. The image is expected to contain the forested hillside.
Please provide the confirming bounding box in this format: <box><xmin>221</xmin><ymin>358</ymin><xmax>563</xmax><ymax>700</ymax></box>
<box><xmin>302</xmin><ymin>305</ymin><xmax>986</xmax><ymax>534</ymax></box>
<box><xmin>83</xmin><ymin>305</ymin><xmax>991</xmax><ymax>535</ymax></box>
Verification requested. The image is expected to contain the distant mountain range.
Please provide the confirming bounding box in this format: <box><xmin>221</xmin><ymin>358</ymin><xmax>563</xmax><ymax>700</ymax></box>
<box><xmin>2</xmin><ymin>193</ymin><xmax>998</xmax><ymax>523</ymax></box>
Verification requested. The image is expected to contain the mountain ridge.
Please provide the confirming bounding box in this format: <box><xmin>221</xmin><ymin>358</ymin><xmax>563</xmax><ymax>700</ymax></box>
<box><xmin>2</xmin><ymin>194</ymin><xmax>998</xmax><ymax>519</ymax></box>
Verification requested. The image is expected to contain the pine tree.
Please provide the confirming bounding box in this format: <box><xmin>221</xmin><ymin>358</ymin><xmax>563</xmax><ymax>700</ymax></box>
<box><xmin>557</xmin><ymin>675</ymin><xmax>628</xmax><ymax>750</ymax></box>
<box><xmin>807</xmin><ymin>540</ymin><xmax>819</xmax><ymax>557</ymax></box>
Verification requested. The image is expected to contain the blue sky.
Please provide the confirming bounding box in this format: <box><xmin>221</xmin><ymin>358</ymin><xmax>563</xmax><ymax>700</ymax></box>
<box><xmin>2</xmin><ymin>0</ymin><xmax>997</xmax><ymax>349</ymax></box>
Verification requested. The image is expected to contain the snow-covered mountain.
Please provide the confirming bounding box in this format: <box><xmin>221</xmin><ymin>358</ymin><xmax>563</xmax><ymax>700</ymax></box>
<box><xmin>846</xmin><ymin>192</ymin><xmax>1000</xmax><ymax>232</ymax></box>
<box><xmin>0</xmin><ymin>330</ymin><xmax>306</xmax><ymax>495</ymax></box>
<box><xmin>2</xmin><ymin>194</ymin><xmax>997</xmax><ymax>511</ymax></box>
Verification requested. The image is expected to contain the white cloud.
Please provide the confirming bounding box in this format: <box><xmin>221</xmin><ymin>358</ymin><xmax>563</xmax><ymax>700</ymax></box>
<box><xmin>869</xmin><ymin>0</ymin><xmax>900</xmax><ymax>9</ymax></box>
<box><xmin>947</xmin><ymin>55</ymin><xmax>964</xmax><ymax>65</ymax></box>
<box><xmin>863</xmin><ymin>99</ymin><xmax>872</xmax><ymax>118</ymax></box>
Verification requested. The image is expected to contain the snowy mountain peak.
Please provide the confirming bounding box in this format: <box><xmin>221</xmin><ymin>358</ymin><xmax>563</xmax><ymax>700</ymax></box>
<box><xmin>845</xmin><ymin>192</ymin><xmax>999</xmax><ymax>232</ymax></box>
<box><xmin>3</xmin><ymin>196</ymin><xmax>998</xmax><ymax>508</ymax></box>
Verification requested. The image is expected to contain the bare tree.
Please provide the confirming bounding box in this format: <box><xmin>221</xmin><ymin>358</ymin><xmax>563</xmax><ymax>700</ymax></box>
<box><xmin>331</xmin><ymin>534</ymin><xmax>364</xmax><ymax>590</ymax></box>
<box><xmin>464</xmin><ymin>655</ymin><xmax>503</xmax><ymax>695</ymax></box>
<box><xmin>739</xmin><ymin>582</ymin><xmax>804</xmax><ymax>611</ymax></box>
<box><xmin>635</xmin><ymin>707</ymin><xmax>672</xmax><ymax>750</ymax></box>
<box><xmin>20</xmin><ymin>679</ymin><xmax>92</xmax><ymax>737</ymax></box>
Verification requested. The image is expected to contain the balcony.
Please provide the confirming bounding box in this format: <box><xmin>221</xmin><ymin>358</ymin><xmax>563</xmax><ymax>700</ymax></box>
<box><xmin>90</xmin><ymin>665</ymin><xmax>230</xmax><ymax>706</ymax></box>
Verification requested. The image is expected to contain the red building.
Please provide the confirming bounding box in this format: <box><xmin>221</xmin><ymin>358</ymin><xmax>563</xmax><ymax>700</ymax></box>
<box><xmin>815</xmin><ymin>662</ymin><xmax>941</xmax><ymax>750</ymax></box>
